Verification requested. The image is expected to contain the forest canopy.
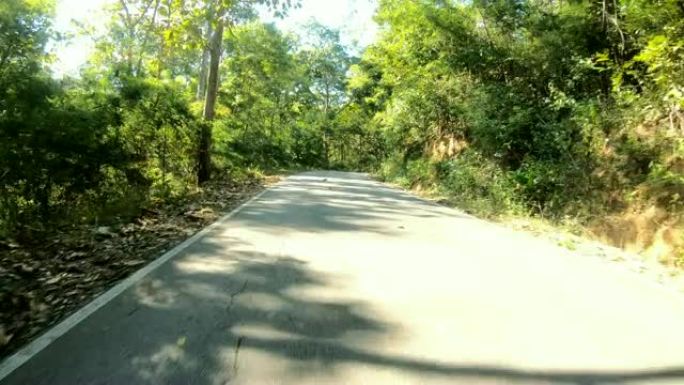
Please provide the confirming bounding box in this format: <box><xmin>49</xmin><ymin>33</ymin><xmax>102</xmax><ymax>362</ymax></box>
<box><xmin>0</xmin><ymin>0</ymin><xmax>367</xmax><ymax>238</ymax></box>
<box><xmin>2</xmin><ymin>0</ymin><xmax>684</xmax><ymax>262</ymax></box>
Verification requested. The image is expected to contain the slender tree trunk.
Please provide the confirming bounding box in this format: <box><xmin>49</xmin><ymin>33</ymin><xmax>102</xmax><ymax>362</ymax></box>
<box><xmin>323</xmin><ymin>81</ymin><xmax>331</xmax><ymax>167</ymax></box>
<box><xmin>136</xmin><ymin>0</ymin><xmax>160</xmax><ymax>76</ymax></box>
<box><xmin>197</xmin><ymin>20</ymin><xmax>224</xmax><ymax>183</ymax></box>
<box><xmin>196</xmin><ymin>21</ymin><xmax>213</xmax><ymax>100</ymax></box>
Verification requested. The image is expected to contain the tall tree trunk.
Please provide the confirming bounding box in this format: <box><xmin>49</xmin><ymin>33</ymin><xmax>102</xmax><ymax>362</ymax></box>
<box><xmin>197</xmin><ymin>20</ymin><xmax>224</xmax><ymax>183</ymax></box>
<box><xmin>196</xmin><ymin>21</ymin><xmax>212</xmax><ymax>100</ymax></box>
<box><xmin>323</xmin><ymin>81</ymin><xmax>331</xmax><ymax>168</ymax></box>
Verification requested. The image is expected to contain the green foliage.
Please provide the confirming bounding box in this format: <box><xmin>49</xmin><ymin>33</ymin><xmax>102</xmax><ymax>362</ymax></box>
<box><xmin>215</xmin><ymin>22</ymin><xmax>305</xmax><ymax>168</ymax></box>
<box><xmin>1</xmin><ymin>1</ymin><xmax>362</xmax><ymax>239</ymax></box>
<box><xmin>214</xmin><ymin>21</ymin><xmax>361</xmax><ymax>170</ymax></box>
<box><xmin>353</xmin><ymin>0</ymin><xmax>684</xmax><ymax>225</ymax></box>
<box><xmin>7</xmin><ymin>0</ymin><xmax>684</xmax><ymax>247</ymax></box>
<box><xmin>0</xmin><ymin>0</ymin><xmax>201</xmax><ymax>236</ymax></box>
<box><xmin>438</xmin><ymin>151</ymin><xmax>526</xmax><ymax>217</ymax></box>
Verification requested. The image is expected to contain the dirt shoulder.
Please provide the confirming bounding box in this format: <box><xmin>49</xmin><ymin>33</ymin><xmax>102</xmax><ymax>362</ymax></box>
<box><xmin>0</xmin><ymin>175</ymin><xmax>278</xmax><ymax>359</ymax></box>
<box><xmin>503</xmin><ymin>217</ymin><xmax>684</xmax><ymax>292</ymax></box>
<box><xmin>381</xmin><ymin>177</ymin><xmax>684</xmax><ymax>295</ymax></box>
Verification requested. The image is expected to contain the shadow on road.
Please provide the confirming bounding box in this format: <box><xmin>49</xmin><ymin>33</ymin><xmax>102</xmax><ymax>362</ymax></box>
<box><xmin>129</xmin><ymin>247</ymin><xmax>684</xmax><ymax>385</ymax></box>
<box><xmin>4</xmin><ymin>171</ymin><xmax>684</xmax><ymax>385</ymax></box>
<box><xmin>233</xmin><ymin>172</ymin><xmax>472</xmax><ymax>236</ymax></box>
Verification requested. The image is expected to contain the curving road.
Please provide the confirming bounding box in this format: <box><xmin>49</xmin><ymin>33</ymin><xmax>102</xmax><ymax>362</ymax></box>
<box><xmin>2</xmin><ymin>171</ymin><xmax>684</xmax><ymax>384</ymax></box>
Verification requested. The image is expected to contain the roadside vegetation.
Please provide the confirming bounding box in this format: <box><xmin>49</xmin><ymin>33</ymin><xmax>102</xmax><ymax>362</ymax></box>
<box><xmin>2</xmin><ymin>0</ymin><xmax>684</xmax><ymax>357</ymax></box>
<box><xmin>350</xmin><ymin>0</ymin><xmax>684</xmax><ymax>267</ymax></box>
<box><xmin>0</xmin><ymin>0</ymin><xmax>367</xmax><ymax>242</ymax></box>
<box><xmin>1</xmin><ymin>0</ymin><xmax>361</xmax><ymax>356</ymax></box>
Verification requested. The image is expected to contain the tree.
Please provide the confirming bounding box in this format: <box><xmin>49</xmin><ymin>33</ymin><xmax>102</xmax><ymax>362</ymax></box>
<box><xmin>216</xmin><ymin>22</ymin><xmax>302</xmax><ymax>166</ymax></box>
<box><xmin>196</xmin><ymin>0</ymin><xmax>296</xmax><ymax>183</ymax></box>
<box><xmin>0</xmin><ymin>0</ymin><xmax>56</xmax><ymax>232</ymax></box>
<box><xmin>297</xmin><ymin>22</ymin><xmax>351</xmax><ymax>166</ymax></box>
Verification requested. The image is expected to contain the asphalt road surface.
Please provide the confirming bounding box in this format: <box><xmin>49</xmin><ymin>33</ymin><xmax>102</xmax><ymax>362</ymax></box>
<box><xmin>3</xmin><ymin>171</ymin><xmax>684</xmax><ymax>385</ymax></box>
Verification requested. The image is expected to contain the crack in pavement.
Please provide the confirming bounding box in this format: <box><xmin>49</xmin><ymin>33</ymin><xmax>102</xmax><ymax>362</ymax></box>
<box><xmin>227</xmin><ymin>280</ymin><xmax>249</xmax><ymax>310</ymax></box>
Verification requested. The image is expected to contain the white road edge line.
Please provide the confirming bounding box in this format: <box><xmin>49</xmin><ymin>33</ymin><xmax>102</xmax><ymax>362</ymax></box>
<box><xmin>0</xmin><ymin>184</ymin><xmax>275</xmax><ymax>381</ymax></box>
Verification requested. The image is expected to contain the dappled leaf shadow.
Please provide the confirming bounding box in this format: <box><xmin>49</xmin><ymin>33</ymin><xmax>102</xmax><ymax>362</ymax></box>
<box><xmin>6</xmin><ymin>237</ymin><xmax>684</xmax><ymax>385</ymax></box>
<box><xmin>4</xmin><ymin>172</ymin><xmax>684</xmax><ymax>385</ymax></box>
<box><xmin>233</xmin><ymin>172</ymin><xmax>471</xmax><ymax>236</ymax></box>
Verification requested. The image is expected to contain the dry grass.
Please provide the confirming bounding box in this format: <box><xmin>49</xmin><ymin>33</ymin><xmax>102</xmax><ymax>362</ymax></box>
<box><xmin>590</xmin><ymin>205</ymin><xmax>684</xmax><ymax>267</ymax></box>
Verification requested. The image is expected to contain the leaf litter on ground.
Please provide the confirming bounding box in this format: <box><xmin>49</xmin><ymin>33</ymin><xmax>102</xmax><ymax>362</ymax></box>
<box><xmin>0</xmin><ymin>175</ymin><xmax>277</xmax><ymax>359</ymax></box>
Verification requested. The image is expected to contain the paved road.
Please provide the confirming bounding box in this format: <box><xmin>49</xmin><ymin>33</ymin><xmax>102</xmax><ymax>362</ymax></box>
<box><xmin>3</xmin><ymin>171</ymin><xmax>684</xmax><ymax>385</ymax></box>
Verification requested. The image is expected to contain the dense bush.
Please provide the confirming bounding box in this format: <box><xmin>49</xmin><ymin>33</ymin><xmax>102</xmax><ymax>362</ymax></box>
<box><xmin>351</xmin><ymin>0</ymin><xmax>684</xmax><ymax>231</ymax></box>
<box><xmin>0</xmin><ymin>1</ymin><xmax>357</xmax><ymax>240</ymax></box>
<box><xmin>5</xmin><ymin>0</ymin><xmax>684</xmax><ymax>263</ymax></box>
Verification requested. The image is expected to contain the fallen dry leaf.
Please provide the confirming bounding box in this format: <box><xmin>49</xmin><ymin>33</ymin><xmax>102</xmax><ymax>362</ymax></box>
<box><xmin>0</xmin><ymin>326</ymin><xmax>13</xmax><ymax>346</ymax></box>
<box><xmin>0</xmin><ymin>175</ymin><xmax>273</xmax><ymax>359</ymax></box>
